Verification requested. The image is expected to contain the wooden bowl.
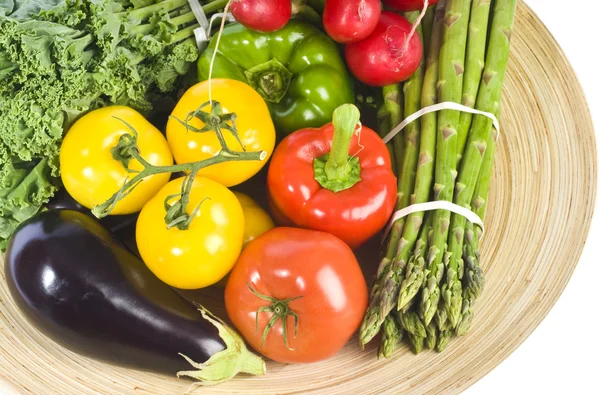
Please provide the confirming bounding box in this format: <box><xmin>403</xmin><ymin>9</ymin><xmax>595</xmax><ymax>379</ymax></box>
<box><xmin>0</xmin><ymin>2</ymin><xmax>596</xmax><ymax>394</ymax></box>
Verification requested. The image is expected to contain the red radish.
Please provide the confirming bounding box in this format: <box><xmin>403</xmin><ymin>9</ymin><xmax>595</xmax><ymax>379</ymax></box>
<box><xmin>345</xmin><ymin>11</ymin><xmax>423</xmax><ymax>87</ymax></box>
<box><xmin>323</xmin><ymin>0</ymin><xmax>381</xmax><ymax>44</ymax></box>
<box><xmin>383</xmin><ymin>0</ymin><xmax>438</xmax><ymax>12</ymax></box>
<box><xmin>230</xmin><ymin>0</ymin><xmax>292</xmax><ymax>32</ymax></box>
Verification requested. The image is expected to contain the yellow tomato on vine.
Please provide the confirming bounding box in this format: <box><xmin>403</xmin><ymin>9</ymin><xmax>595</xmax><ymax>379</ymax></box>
<box><xmin>167</xmin><ymin>79</ymin><xmax>276</xmax><ymax>187</ymax></box>
<box><xmin>136</xmin><ymin>176</ymin><xmax>245</xmax><ymax>290</ymax></box>
<box><xmin>60</xmin><ymin>106</ymin><xmax>173</xmax><ymax>215</ymax></box>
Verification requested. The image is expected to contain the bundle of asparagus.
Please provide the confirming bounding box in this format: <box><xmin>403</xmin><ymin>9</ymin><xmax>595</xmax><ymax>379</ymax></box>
<box><xmin>361</xmin><ymin>0</ymin><xmax>517</xmax><ymax>356</ymax></box>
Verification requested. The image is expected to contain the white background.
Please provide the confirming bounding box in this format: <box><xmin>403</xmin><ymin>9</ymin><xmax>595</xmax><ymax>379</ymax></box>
<box><xmin>466</xmin><ymin>0</ymin><xmax>600</xmax><ymax>394</ymax></box>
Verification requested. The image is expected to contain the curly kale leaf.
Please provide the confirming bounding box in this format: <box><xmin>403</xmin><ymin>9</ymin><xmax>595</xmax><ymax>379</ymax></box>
<box><xmin>0</xmin><ymin>155</ymin><xmax>59</xmax><ymax>249</ymax></box>
<box><xmin>1</xmin><ymin>0</ymin><xmax>64</xmax><ymax>19</ymax></box>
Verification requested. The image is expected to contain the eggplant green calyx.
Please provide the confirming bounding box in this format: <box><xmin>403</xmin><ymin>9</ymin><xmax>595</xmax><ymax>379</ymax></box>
<box><xmin>177</xmin><ymin>307</ymin><xmax>266</xmax><ymax>385</ymax></box>
<box><xmin>314</xmin><ymin>104</ymin><xmax>362</xmax><ymax>193</ymax></box>
<box><xmin>93</xmin><ymin>102</ymin><xmax>267</xmax><ymax>221</ymax></box>
<box><xmin>247</xmin><ymin>283</ymin><xmax>302</xmax><ymax>350</ymax></box>
<box><xmin>245</xmin><ymin>59</ymin><xmax>293</xmax><ymax>103</ymax></box>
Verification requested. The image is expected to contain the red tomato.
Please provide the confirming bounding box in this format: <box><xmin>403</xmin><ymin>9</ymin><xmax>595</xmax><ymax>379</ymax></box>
<box><xmin>225</xmin><ymin>227</ymin><xmax>368</xmax><ymax>363</ymax></box>
<box><xmin>383</xmin><ymin>0</ymin><xmax>439</xmax><ymax>12</ymax></box>
<box><xmin>345</xmin><ymin>11</ymin><xmax>423</xmax><ymax>86</ymax></box>
<box><xmin>323</xmin><ymin>0</ymin><xmax>381</xmax><ymax>44</ymax></box>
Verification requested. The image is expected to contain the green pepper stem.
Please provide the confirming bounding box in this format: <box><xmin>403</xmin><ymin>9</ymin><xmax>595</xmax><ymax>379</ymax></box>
<box><xmin>313</xmin><ymin>104</ymin><xmax>362</xmax><ymax>193</ymax></box>
<box><xmin>324</xmin><ymin>104</ymin><xmax>361</xmax><ymax>181</ymax></box>
<box><xmin>244</xmin><ymin>59</ymin><xmax>293</xmax><ymax>104</ymax></box>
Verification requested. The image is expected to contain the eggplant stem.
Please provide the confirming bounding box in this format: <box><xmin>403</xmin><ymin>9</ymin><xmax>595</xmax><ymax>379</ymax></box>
<box><xmin>177</xmin><ymin>307</ymin><xmax>266</xmax><ymax>385</ymax></box>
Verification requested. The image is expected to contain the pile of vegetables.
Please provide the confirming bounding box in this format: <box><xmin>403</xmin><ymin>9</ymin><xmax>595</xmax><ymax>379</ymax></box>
<box><xmin>6</xmin><ymin>209</ymin><xmax>267</xmax><ymax>383</ymax></box>
<box><xmin>1</xmin><ymin>0</ymin><xmax>517</xmax><ymax>387</ymax></box>
<box><xmin>0</xmin><ymin>0</ymin><xmax>228</xmax><ymax>247</ymax></box>
<box><xmin>197</xmin><ymin>18</ymin><xmax>354</xmax><ymax>135</ymax></box>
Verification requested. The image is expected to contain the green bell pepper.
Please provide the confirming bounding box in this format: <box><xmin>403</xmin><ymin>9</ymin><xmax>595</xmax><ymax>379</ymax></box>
<box><xmin>197</xmin><ymin>20</ymin><xmax>354</xmax><ymax>136</ymax></box>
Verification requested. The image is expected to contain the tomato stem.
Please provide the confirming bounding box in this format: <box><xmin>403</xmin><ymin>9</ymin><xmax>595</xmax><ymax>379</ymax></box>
<box><xmin>313</xmin><ymin>104</ymin><xmax>362</xmax><ymax>193</ymax></box>
<box><xmin>92</xmin><ymin>102</ymin><xmax>267</xmax><ymax>223</ymax></box>
<box><xmin>246</xmin><ymin>282</ymin><xmax>302</xmax><ymax>350</ymax></box>
<box><xmin>110</xmin><ymin>119</ymin><xmax>140</xmax><ymax>169</ymax></box>
<box><xmin>163</xmin><ymin>167</ymin><xmax>212</xmax><ymax>230</ymax></box>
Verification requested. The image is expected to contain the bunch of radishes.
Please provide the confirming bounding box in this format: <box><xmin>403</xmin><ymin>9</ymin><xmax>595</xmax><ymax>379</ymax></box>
<box><xmin>325</xmin><ymin>0</ymin><xmax>437</xmax><ymax>86</ymax></box>
<box><xmin>230</xmin><ymin>0</ymin><xmax>436</xmax><ymax>86</ymax></box>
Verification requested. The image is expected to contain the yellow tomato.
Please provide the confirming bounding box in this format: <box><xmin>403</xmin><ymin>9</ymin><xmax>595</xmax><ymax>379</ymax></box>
<box><xmin>60</xmin><ymin>106</ymin><xmax>173</xmax><ymax>215</ymax></box>
<box><xmin>136</xmin><ymin>176</ymin><xmax>245</xmax><ymax>289</ymax></box>
<box><xmin>166</xmin><ymin>79</ymin><xmax>275</xmax><ymax>187</ymax></box>
<box><xmin>233</xmin><ymin>192</ymin><xmax>275</xmax><ymax>247</ymax></box>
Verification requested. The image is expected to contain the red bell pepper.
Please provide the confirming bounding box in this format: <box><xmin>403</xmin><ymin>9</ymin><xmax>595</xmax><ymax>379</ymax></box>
<box><xmin>267</xmin><ymin>104</ymin><xmax>397</xmax><ymax>248</ymax></box>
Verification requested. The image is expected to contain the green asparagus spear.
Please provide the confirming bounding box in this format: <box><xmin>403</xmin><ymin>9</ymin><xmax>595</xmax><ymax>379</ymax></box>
<box><xmin>399</xmin><ymin>311</ymin><xmax>427</xmax><ymax>338</ymax></box>
<box><xmin>420</xmin><ymin>0</ymin><xmax>472</xmax><ymax>327</ymax></box>
<box><xmin>435</xmin><ymin>252</ymin><xmax>452</xmax><ymax>328</ymax></box>
<box><xmin>360</xmin><ymin>84</ymin><xmax>405</xmax><ymax>344</ymax></box>
<box><xmin>378</xmin><ymin>314</ymin><xmax>404</xmax><ymax>359</ymax></box>
<box><xmin>377</xmin><ymin>92</ymin><xmax>397</xmax><ymax>175</ymax></box>
<box><xmin>408</xmin><ymin>333</ymin><xmax>425</xmax><ymax>354</ymax></box>
<box><xmin>457</xmin><ymin>0</ymin><xmax>493</xmax><ymax>160</ymax></box>
<box><xmin>359</xmin><ymin>283</ymin><xmax>382</xmax><ymax>346</ymax></box>
<box><xmin>456</xmin><ymin>125</ymin><xmax>497</xmax><ymax>335</ymax></box>
<box><xmin>447</xmin><ymin>0</ymin><xmax>516</xmax><ymax>329</ymax></box>
<box><xmin>456</xmin><ymin>123</ymin><xmax>495</xmax><ymax>336</ymax></box>
<box><xmin>384</xmin><ymin>84</ymin><xmax>404</xmax><ymax>173</ymax></box>
<box><xmin>422</xmin><ymin>5</ymin><xmax>435</xmax><ymax>58</ymax></box>
<box><xmin>397</xmin><ymin>12</ymin><xmax>426</xmax><ymax>214</ymax></box>
<box><xmin>463</xmin><ymin>221</ymin><xmax>484</xmax><ymax>296</ymax></box>
<box><xmin>425</xmin><ymin>322</ymin><xmax>438</xmax><ymax>349</ymax></box>
<box><xmin>396</xmin><ymin>0</ymin><xmax>447</xmax><ymax>311</ymax></box>
<box><xmin>437</xmin><ymin>329</ymin><xmax>452</xmax><ymax>352</ymax></box>
<box><xmin>398</xmin><ymin>213</ymin><xmax>434</xmax><ymax>309</ymax></box>
<box><xmin>456</xmin><ymin>219</ymin><xmax>482</xmax><ymax>336</ymax></box>
<box><xmin>471</xmin><ymin>127</ymin><xmax>499</xmax><ymax>225</ymax></box>
<box><xmin>377</xmin><ymin>12</ymin><xmax>426</xmax><ymax>326</ymax></box>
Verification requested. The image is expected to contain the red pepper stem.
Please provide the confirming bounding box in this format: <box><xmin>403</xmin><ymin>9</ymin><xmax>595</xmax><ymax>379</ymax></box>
<box><xmin>324</xmin><ymin>104</ymin><xmax>361</xmax><ymax>181</ymax></box>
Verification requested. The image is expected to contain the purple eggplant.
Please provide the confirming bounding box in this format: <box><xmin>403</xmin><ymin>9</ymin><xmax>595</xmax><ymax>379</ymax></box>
<box><xmin>46</xmin><ymin>189</ymin><xmax>139</xmax><ymax>253</ymax></box>
<box><xmin>5</xmin><ymin>209</ymin><xmax>265</xmax><ymax>382</ymax></box>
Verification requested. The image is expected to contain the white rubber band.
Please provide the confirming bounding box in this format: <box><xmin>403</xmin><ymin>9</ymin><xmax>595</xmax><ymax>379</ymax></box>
<box><xmin>188</xmin><ymin>0</ymin><xmax>209</xmax><ymax>31</ymax></box>
<box><xmin>188</xmin><ymin>0</ymin><xmax>236</xmax><ymax>51</ymax></box>
<box><xmin>382</xmin><ymin>101</ymin><xmax>500</xmax><ymax>144</ymax></box>
<box><xmin>208</xmin><ymin>12</ymin><xmax>236</xmax><ymax>32</ymax></box>
<box><xmin>382</xmin><ymin>201</ymin><xmax>485</xmax><ymax>244</ymax></box>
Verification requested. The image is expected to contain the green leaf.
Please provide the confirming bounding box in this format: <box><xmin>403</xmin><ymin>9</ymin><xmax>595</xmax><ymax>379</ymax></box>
<box><xmin>0</xmin><ymin>157</ymin><xmax>58</xmax><ymax>249</ymax></box>
<box><xmin>3</xmin><ymin>0</ymin><xmax>64</xmax><ymax>19</ymax></box>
